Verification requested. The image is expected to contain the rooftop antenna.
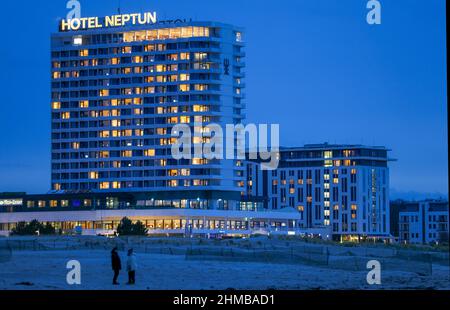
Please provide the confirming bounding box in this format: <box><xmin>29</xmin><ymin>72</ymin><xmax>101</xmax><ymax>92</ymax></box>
<box><xmin>118</xmin><ymin>0</ymin><xmax>121</xmax><ymax>14</ymax></box>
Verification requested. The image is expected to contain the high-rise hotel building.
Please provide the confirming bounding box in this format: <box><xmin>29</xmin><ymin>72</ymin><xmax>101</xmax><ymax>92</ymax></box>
<box><xmin>50</xmin><ymin>19</ymin><xmax>245</xmax><ymax>210</ymax></box>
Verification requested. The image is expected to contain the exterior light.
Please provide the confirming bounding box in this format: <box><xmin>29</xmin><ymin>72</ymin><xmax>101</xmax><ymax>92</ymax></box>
<box><xmin>73</xmin><ymin>36</ymin><xmax>83</xmax><ymax>45</ymax></box>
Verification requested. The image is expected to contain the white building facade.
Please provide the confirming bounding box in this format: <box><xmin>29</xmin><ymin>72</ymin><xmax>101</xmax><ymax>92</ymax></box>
<box><xmin>50</xmin><ymin>18</ymin><xmax>246</xmax><ymax>210</ymax></box>
<box><xmin>399</xmin><ymin>200</ymin><xmax>449</xmax><ymax>244</ymax></box>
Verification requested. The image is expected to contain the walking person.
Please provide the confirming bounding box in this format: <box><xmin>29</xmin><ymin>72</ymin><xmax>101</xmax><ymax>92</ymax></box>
<box><xmin>126</xmin><ymin>248</ymin><xmax>137</xmax><ymax>285</ymax></box>
<box><xmin>111</xmin><ymin>247</ymin><xmax>121</xmax><ymax>285</ymax></box>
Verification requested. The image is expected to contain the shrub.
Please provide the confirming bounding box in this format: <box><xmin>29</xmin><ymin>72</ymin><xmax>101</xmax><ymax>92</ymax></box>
<box><xmin>11</xmin><ymin>220</ymin><xmax>56</xmax><ymax>236</ymax></box>
<box><xmin>116</xmin><ymin>217</ymin><xmax>148</xmax><ymax>236</ymax></box>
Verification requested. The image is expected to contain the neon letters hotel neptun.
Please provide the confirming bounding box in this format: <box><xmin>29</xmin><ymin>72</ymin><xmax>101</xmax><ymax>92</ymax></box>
<box><xmin>60</xmin><ymin>12</ymin><xmax>158</xmax><ymax>31</ymax></box>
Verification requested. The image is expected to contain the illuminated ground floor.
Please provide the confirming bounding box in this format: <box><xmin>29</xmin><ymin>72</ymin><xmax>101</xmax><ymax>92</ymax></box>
<box><xmin>0</xmin><ymin>208</ymin><xmax>329</xmax><ymax>237</ymax></box>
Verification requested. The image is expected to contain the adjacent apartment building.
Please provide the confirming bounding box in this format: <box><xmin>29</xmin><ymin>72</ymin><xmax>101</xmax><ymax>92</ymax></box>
<box><xmin>394</xmin><ymin>200</ymin><xmax>449</xmax><ymax>244</ymax></box>
<box><xmin>245</xmin><ymin>144</ymin><xmax>392</xmax><ymax>241</ymax></box>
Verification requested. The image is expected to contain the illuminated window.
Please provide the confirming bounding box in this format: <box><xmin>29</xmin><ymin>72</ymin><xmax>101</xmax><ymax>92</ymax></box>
<box><xmin>89</xmin><ymin>171</ymin><xmax>99</xmax><ymax>180</ymax></box>
<box><xmin>168</xmin><ymin>180</ymin><xmax>178</xmax><ymax>187</ymax></box>
<box><xmin>168</xmin><ymin>54</ymin><xmax>178</xmax><ymax>61</ymax></box>
<box><xmin>179</xmin><ymin>74</ymin><xmax>190</xmax><ymax>81</ymax></box>
<box><xmin>79</xmin><ymin>49</ymin><xmax>89</xmax><ymax>57</ymax></box>
<box><xmin>50</xmin><ymin>200</ymin><xmax>58</xmax><ymax>207</ymax></box>
<box><xmin>79</xmin><ymin>100</ymin><xmax>89</xmax><ymax>108</ymax></box>
<box><xmin>179</xmin><ymin>84</ymin><xmax>190</xmax><ymax>92</ymax></box>
<box><xmin>181</xmin><ymin>169</ymin><xmax>190</xmax><ymax>176</ymax></box>
<box><xmin>122</xmin><ymin>150</ymin><xmax>132</xmax><ymax>157</ymax></box>
<box><xmin>159</xmin><ymin>29</ymin><xmax>170</xmax><ymax>39</ymax></box>
<box><xmin>180</xmin><ymin>116</ymin><xmax>190</xmax><ymax>123</ymax></box>
<box><xmin>100</xmin><ymin>131</ymin><xmax>110</xmax><ymax>138</ymax></box>
<box><xmin>99</xmin><ymin>89</ymin><xmax>109</xmax><ymax>97</ymax></box>
<box><xmin>99</xmin><ymin>151</ymin><xmax>109</xmax><ymax>158</ymax></box>
<box><xmin>156</xmin><ymin>65</ymin><xmax>166</xmax><ymax>72</ymax></box>
<box><xmin>180</xmin><ymin>53</ymin><xmax>190</xmax><ymax>60</ymax></box>
<box><xmin>52</xmin><ymin>102</ymin><xmax>61</xmax><ymax>110</ymax></box>
<box><xmin>194</xmin><ymin>84</ymin><xmax>208</xmax><ymax>91</ymax></box>
<box><xmin>168</xmin><ymin>117</ymin><xmax>178</xmax><ymax>124</ymax></box>
<box><xmin>144</xmin><ymin>149</ymin><xmax>155</xmax><ymax>157</ymax></box>
<box><xmin>122</xmin><ymin>46</ymin><xmax>132</xmax><ymax>53</ymax></box>
<box><xmin>100</xmin><ymin>182</ymin><xmax>110</xmax><ymax>190</ymax></box>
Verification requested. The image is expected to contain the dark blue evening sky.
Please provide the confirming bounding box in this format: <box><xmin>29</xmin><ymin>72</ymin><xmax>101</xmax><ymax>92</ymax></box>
<box><xmin>0</xmin><ymin>0</ymin><xmax>447</xmax><ymax>197</ymax></box>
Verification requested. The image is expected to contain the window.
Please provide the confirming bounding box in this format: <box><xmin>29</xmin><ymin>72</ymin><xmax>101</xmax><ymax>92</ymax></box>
<box><xmin>52</xmin><ymin>102</ymin><xmax>61</xmax><ymax>110</ymax></box>
<box><xmin>236</xmin><ymin>32</ymin><xmax>242</xmax><ymax>42</ymax></box>
<box><xmin>144</xmin><ymin>149</ymin><xmax>155</xmax><ymax>157</ymax></box>
<box><xmin>79</xmin><ymin>100</ymin><xmax>89</xmax><ymax>108</ymax></box>
<box><xmin>100</xmin><ymin>182</ymin><xmax>110</xmax><ymax>190</ymax></box>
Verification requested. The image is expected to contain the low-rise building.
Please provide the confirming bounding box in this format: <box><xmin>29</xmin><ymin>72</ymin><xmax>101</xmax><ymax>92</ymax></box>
<box><xmin>398</xmin><ymin>200</ymin><xmax>449</xmax><ymax>244</ymax></box>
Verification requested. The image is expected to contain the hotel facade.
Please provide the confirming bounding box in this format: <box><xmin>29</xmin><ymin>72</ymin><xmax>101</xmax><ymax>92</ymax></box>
<box><xmin>245</xmin><ymin>144</ymin><xmax>392</xmax><ymax>240</ymax></box>
<box><xmin>0</xmin><ymin>13</ymin><xmax>393</xmax><ymax>240</ymax></box>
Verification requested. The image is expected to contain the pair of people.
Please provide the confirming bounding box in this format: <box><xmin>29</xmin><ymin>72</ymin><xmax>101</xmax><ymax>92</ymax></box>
<box><xmin>111</xmin><ymin>247</ymin><xmax>137</xmax><ymax>285</ymax></box>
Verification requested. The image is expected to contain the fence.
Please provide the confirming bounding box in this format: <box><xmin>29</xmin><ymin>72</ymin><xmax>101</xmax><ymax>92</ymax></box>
<box><xmin>0</xmin><ymin>240</ymin><xmax>12</xmax><ymax>263</ymax></box>
<box><xmin>1</xmin><ymin>236</ymin><xmax>446</xmax><ymax>276</ymax></box>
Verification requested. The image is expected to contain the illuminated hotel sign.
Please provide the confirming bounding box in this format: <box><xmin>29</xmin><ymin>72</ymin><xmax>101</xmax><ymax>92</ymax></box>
<box><xmin>60</xmin><ymin>12</ymin><xmax>157</xmax><ymax>31</ymax></box>
<box><xmin>0</xmin><ymin>199</ymin><xmax>23</xmax><ymax>206</ymax></box>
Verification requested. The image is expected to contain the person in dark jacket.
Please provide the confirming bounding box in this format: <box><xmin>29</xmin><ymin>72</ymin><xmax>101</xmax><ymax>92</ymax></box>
<box><xmin>111</xmin><ymin>247</ymin><xmax>121</xmax><ymax>285</ymax></box>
